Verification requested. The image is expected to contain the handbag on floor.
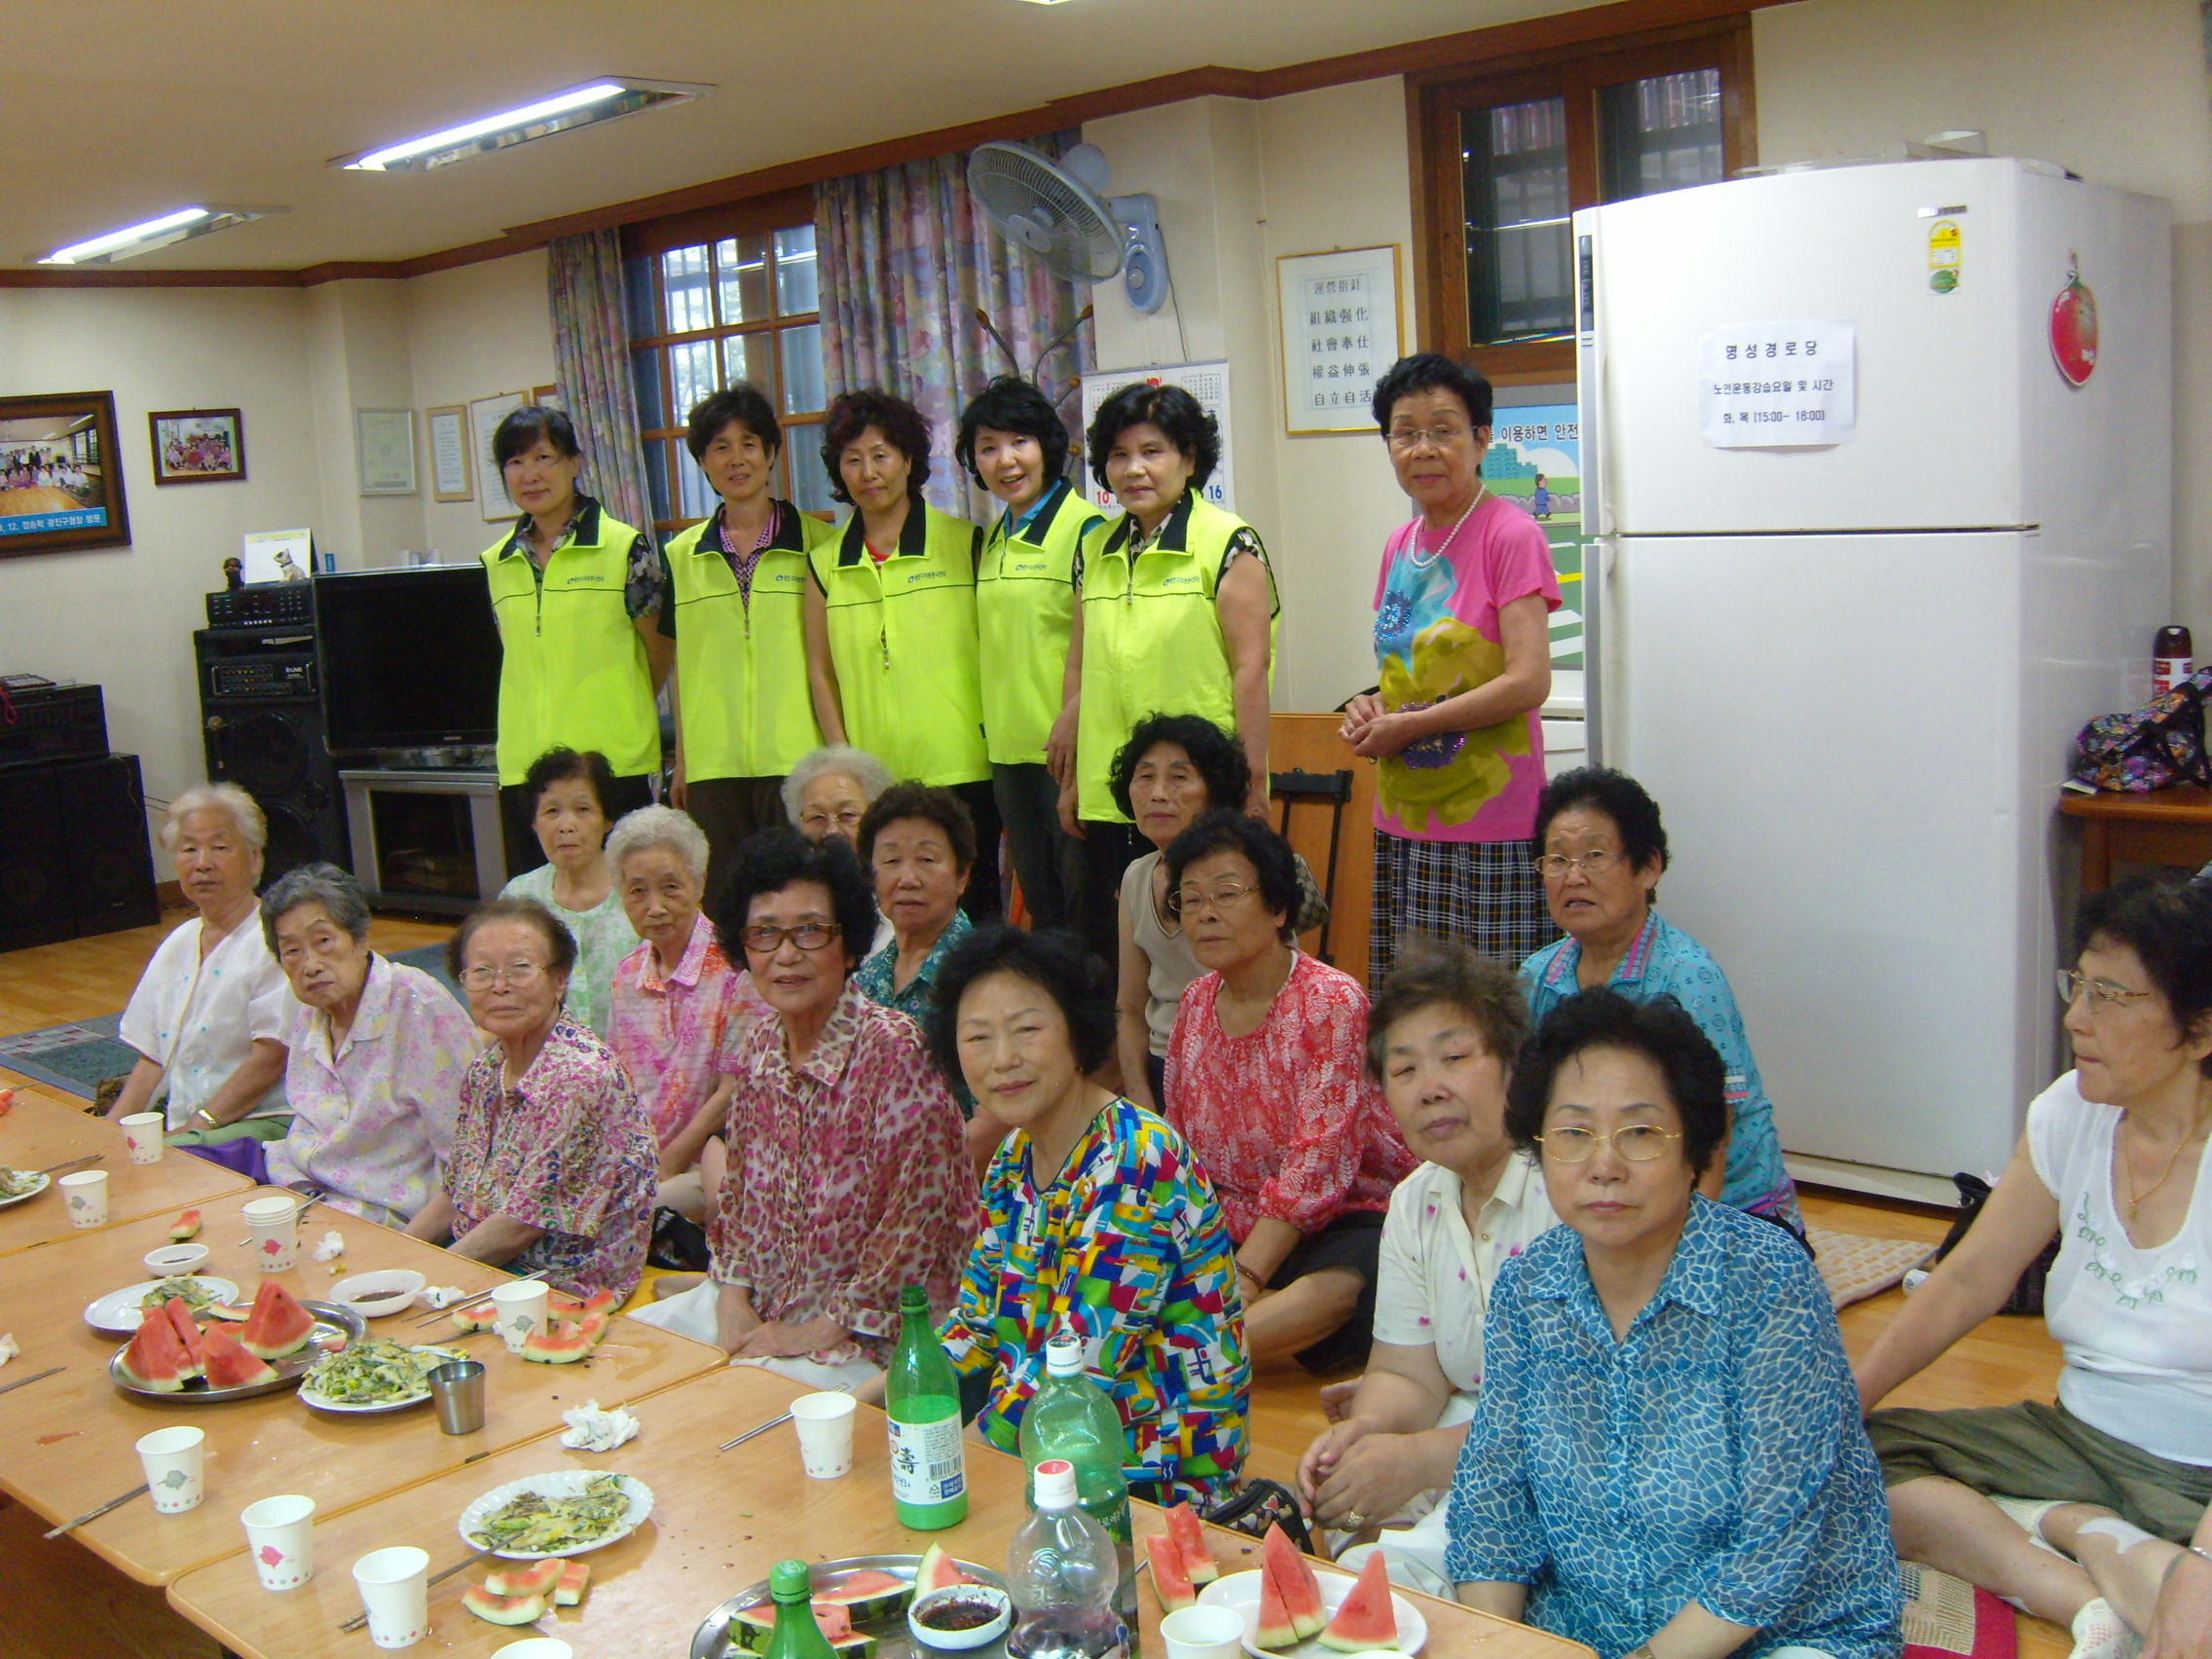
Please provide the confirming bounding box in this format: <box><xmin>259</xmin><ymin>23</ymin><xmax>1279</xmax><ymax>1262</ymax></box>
<box><xmin>1925</xmin><ymin>1172</ymin><xmax>2058</xmax><ymax>1316</ymax></box>
<box><xmin>646</xmin><ymin>1206</ymin><xmax>712</xmax><ymax>1272</ymax></box>
<box><xmin>1198</xmin><ymin>1478</ymin><xmax>1315</xmax><ymax>1556</ymax></box>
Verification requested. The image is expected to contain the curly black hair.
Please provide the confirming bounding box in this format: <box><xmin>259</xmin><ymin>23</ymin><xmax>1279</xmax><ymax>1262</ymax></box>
<box><xmin>822</xmin><ymin>388</ymin><xmax>933</xmax><ymax>505</ymax></box>
<box><xmin>924</xmin><ymin>924</ymin><xmax>1117</xmax><ymax>1088</ymax></box>
<box><xmin>686</xmin><ymin>385</ymin><xmax>782</xmax><ymax>463</ymax></box>
<box><xmin>857</xmin><ymin>781</ymin><xmax>977</xmax><ymax>874</ymax></box>
<box><xmin>521</xmin><ymin>747</ymin><xmax>617</xmax><ymax>820</ymax></box>
<box><xmin>1108</xmin><ymin>713</ymin><xmax>1248</xmax><ymax>822</ymax></box>
<box><xmin>1162</xmin><ymin>809</ymin><xmax>1301</xmax><ymax>944</ymax></box>
<box><xmin>2075</xmin><ymin>871</ymin><xmax>2212</xmax><ymax>1076</ymax></box>
<box><xmin>1533</xmin><ymin>766</ymin><xmax>1670</xmax><ymax>877</ymax></box>
<box><xmin>1503</xmin><ymin>988</ymin><xmax>1727</xmax><ymax>1180</ymax></box>
<box><xmin>954</xmin><ymin>377</ymin><xmax>1072</xmax><ymax>493</ymax></box>
<box><xmin>1087</xmin><ymin>382</ymin><xmax>1219</xmax><ymax>493</ymax></box>
<box><xmin>1369</xmin><ymin>353</ymin><xmax>1494</xmax><ymax>434</ymax></box>
<box><xmin>709</xmin><ymin>828</ymin><xmax>879</xmax><ymax>974</ymax></box>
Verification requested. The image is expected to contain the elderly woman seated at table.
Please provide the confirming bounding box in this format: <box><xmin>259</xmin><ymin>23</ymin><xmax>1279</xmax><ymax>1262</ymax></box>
<box><xmin>606</xmin><ymin>805</ymin><xmax>766</xmax><ymax>1225</ymax></box>
<box><xmin>855</xmin><ymin>781</ymin><xmax>976</xmax><ymax>1018</ymax></box>
<box><xmin>1448</xmin><ymin>988</ymin><xmax>1899</xmax><ymax>1659</ymax></box>
<box><xmin>498</xmin><ymin>746</ymin><xmax>641</xmax><ymax>1039</ymax></box>
<box><xmin>927</xmin><ymin>925</ymin><xmax>1251</xmax><ymax>1503</ymax></box>
<box><xmin>106</xmin><ymin>783</ymin><xmax>291</xmax><ymax>1146</ymax></box>
<box><xmin>783</xmin><ymin>743</ymin><xmax>894</xmax><ymax>846</ymax></box>
<box><xmin>1519</xmin><ymin>766</ymin><xmax>1799</xmax><ymax>1231</ymax></box>
<box><xmin>404</xmin><ymin>897</ymin><xmax>657</xmax><ymax>1302</ymax></box>
<box><xmin>257</xmin><ymin>864</ymin><xmax>477</xmax><ymax>1225</ymax></box>
<box><xmin>634</xmin><ymin>830</ymin><xmax>974</xmax><ymax>1386</ymax></box>
<box><xmin>1162</xmin><ymin>810</ymin><xmax>1416</xmax><ymax>1371</ymax></box>
<box><xmin>1297</xmin><ymin>940</ymin><xmax>1555</xmax><ymax>1594</ymax></box>
<box><xmin>1858</xmin><ymin>872</ymin><xmax>2212</xmax><ymax>1659</ymax></box>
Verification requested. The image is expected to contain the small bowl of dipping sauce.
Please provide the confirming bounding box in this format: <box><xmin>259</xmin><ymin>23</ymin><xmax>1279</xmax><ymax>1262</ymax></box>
<box><xmin>143</xmin><ymin>1242</ymin><xmax>210</xmax><ymax>1277</ymax></box>
<box><xmin>907</xmin><ymin>1585</ymin><xmax>1013</xmax><ymax>1651</ymax></box>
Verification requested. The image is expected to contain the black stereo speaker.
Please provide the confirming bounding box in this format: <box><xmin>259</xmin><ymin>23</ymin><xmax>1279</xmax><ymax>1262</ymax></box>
<box><xmin>0</xmin><ymin>754</ymin><xmax>160</xmax><ymax>951</ymax></box>
<box><xmin>196</xmin><ymin>628</ymin><xmax>350</xmax><ymax>882</ymax></box>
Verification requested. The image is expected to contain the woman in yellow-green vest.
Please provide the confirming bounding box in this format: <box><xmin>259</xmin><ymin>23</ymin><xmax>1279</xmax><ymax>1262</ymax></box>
<box><xmin>801</xmin><ymin>388</ymin><xmax>1001</xmax><ymax>922</ymax></box>
<box><xmin>1062</xmin><ymin>382</ymin><xmax>1277</xmax><ymax>967</ymax></box>
<box><xmin>480</xmin><ymin>406</ymin><xmax>669</xmax><ymax>871</ymax></box>
<box><xmin>955</xmin><ymin>376</ymin><xmax>1101</xmax><ymax>934</ymax></box>
<box><xmin>659</xmin><ymin>385</ymin><xmax>833</xmax><ymax>888</ymax></box>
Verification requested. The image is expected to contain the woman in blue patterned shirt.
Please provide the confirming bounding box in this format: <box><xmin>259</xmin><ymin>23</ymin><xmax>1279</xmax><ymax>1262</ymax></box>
<box><xmin>1446</xmin><ymin>988</ymin><xmax>1899</xmax><ymax>1659</ymax></box>
<box><xmin>924</xmin><ymin>924</ymin><xmax>1250</xmax><ymax>1503</ymax></box>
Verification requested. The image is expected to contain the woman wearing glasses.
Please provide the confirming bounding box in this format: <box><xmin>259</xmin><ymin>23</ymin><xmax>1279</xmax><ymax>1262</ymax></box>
<box><xmin>1520</xmin><ymin>767</ymin><xmax>1799</xmax><ymax>1230</ymax></box>
<box><xmin>1447</xmin><ymin>988</ymin><xmax>1899</xmax><ymax>1659</ymax></box>
<box><xmin>1161</xmin><ymin>810</ymin><xmax>1415</xmax><ymax>1369</ymax></box>
<box><xmin>1859</xmin><ymin>874</ymin><xmax>2212</xmax><ymax>1659</ymax></box>
<box><xmin>1345</xmin><ymin>353</ymin><xmax>1560</xmax><ymax>984</ymax></box>
<box><xmin>405</xmin><ymin>897</ymin><xmax>658</xmax><ymax>1301</ymax></box>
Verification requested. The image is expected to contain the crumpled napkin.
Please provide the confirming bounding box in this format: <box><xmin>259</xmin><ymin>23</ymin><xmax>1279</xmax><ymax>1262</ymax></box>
<box><xmin>0</xmin><ymin>1332</ymin><xmax>18</xmax><ymax>1368</ymax></box>
<box><xmin>420</xmin><ymin>1285</ymin><xmax>467</xmax><ymax>1309</ymax></box>
<box><xmin>312</xmin><ymin>1230</ymin><xmax>347</xmax><ymax>1264</ymax></box>
<box><xmin>559</xmin><ymin>1399</ymin><xmax>640</xmax><ymax>1452</ymax></box>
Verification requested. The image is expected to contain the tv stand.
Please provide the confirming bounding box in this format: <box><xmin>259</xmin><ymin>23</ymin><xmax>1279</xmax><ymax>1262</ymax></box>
<box><xmin>340</xmin><ymin>767</ymin><xmax>507</xmax><ymax>914</ymax></box>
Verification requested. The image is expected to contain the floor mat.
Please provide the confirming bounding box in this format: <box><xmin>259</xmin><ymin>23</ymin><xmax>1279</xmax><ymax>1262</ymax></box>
<box><xmin>1812</xmin><ymin>1225</ymin><xmax>1933</xmax><ymax>1309</ymax></box>
<box><xmin>0</xmin><ymin>1014</ymin><xmax>134</xmax><ymax>1101</ymax></box>
<box><xmin>1899</xmin><ymin>1560</ymin><xmax>2019</xmax><ymax>1659</ymax></box>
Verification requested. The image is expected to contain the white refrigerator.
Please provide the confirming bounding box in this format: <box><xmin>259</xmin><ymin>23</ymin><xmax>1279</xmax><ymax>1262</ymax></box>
<box><xmin>1573</xmin><ymin>157</ymin><xmax>2171</xmax><ymax>1182</ymax></box>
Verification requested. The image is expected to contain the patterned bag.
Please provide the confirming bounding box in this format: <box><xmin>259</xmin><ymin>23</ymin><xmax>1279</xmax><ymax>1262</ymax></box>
<box><xmin>2070</xmin><ymin>667</ymin><xmax>2212</xmax><ymax>792</ymax></box>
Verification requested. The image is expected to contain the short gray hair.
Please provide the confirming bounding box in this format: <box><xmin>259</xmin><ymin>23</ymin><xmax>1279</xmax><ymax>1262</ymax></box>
<box><xmin>604</xmin><ymin>804</ymin><xmax>709</xmax><ymax>887</ymax></box>
<box><xmin>259</xmin><ymin>862</ymin><xmax>372</xmax><ymax>953</ymax></box>
<box><xmin>781</xmin><ymin>745</ymin><xmax>894</xmax><ymax>828</ymax></box>
<box><xmin>162</xmin><ymin>783</ymin><xmax>267</xmax><ymax>853</ymax></box>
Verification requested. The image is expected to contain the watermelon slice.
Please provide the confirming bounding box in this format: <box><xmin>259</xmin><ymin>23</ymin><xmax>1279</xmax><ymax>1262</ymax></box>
<box><xmin>815</xmin><ymin>1569</ymin><xmax>909</xmax><ymax>1623</ymax></box>
<box><xmin>162</xmin><ymin>1298</ymin><xmax>206</xmax><ymax>1378</ymax></box>
<box><xmin>1145</xmin><ymin>1533</ymin><xmax>1197</xmax><ymax>1613</ymax></box>
<box><xmin>461</xmin><ymin>1585</ymin><xmax>545</xmax><ymax>1626</ymax></box>
<box><xmin>547</xmin><ymin>1287</ymin><xmax>618</xmax><ymax>1319</ymax></box>
<box><xmin>167</xmin><ymin>1208</ymin><xmax>202</xmax><ymax>1242</ymax></box>
<box><xmin>1258</xmin><ymin>1523</ymin><xmax>1327</xmax><ymax>1646</ymax></box>
<box><xmin>117</xmin><ymin>1307</ymin><xmax>195</xmax><ymax>1391</ymax></box>
<box><xmin>448</xmin><ymin>1304</ymin><xmax>499</xmax><ymax>1335</ymax></box>
<box><xmin>201</xmin><ymin>1321</ymin><xmax>280</xmax><ymax>1389</ymax></box>
<box><xmin>1318</xmin><ymin>1554</ymin><xmax>1399</xmax><ymax>1652</ymax></box>
<box><xmin>205</xmin><ymin>1302</ymin><xmax>250</xmax><ymax>1322</ymax></box>
<box><xmin>728</xmin><ymin>1598</ymin><xmax>856</xmax><ymax>1649</ymax></box>
<box><xmin>240</xmin><ymin>1278</ymin><xmax>315</xmax><ymax>1360</ymax></box>
<box><xmin>913</xmin><ymin>1543</ymin><xmax>981</xmax><ymax>1596</ymax></box>
<box><xmin>484</xmin><ymin>1559</ymin><xmax>565</xmax><ymax>1600</ymax></box>
<box><xmin>1163</xmin><ymin>1500</ymin><xmax>1220</xmax><ymax>1585</ymax></box>
<box><xmin>553</xmin><ymin>1560</ymin><xmax>591</xmax><ymax>1607</ymax></box>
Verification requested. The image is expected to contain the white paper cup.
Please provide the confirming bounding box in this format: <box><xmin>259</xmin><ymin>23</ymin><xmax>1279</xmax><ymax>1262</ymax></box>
<box><xmin>240</xmin><ymin>1493</ymin><xmax>315</xmax><ymax>1590</ymax></box>
<box><xmin>791</xmin><ymin>1389</ymin><xmax>858</xmax><ymax>1479</ymax></box>
<box><xmin>58</xmin><ymin>1169</ymin><xmax>109</xmax><ymax>1229</ymax></box>
<box><xmin>242</xmin><ymin>1195</ymin><xmax>299</xmax><ymax>1272</ymax></box>
<box><xmin>491</xmin><ymin>1279</ymin><xmax>550</xmax><ymax>1353</ymax></box>
<box><xmin>352</xmin><ymin>1545</ymin><xmax>431</xmax><ymax>1648</ymax></box>
<box><xmin>119</xmin><ymin>1112</ymin><xmax>166</xmax><ymax>1164</ymax></box>
<box><xmin>493</xmin><ymin>1641</ymin><xmax>575</xmax><ymax>1659</ymax></box>
<box><xmin>1161</xmin><ymin>1604</ymin><xmax>1246</xmax><ymax>1659</ymax></box>
<box><xmin>136</xmin><ymin>1425</ymin><xmax>206</xmax><ymax>1514</ymax></box>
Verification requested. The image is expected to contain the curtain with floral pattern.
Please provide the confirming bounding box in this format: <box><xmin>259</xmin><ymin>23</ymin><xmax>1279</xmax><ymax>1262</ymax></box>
<box><xmin>815</xmin><ymin>131</ymin><xmax>1096</xmax><ymax>519</ymax></box>
<box><xmin>545</xmin><ymin>228</ymin><xmax>655</xmax><ymax>535</ymax></box>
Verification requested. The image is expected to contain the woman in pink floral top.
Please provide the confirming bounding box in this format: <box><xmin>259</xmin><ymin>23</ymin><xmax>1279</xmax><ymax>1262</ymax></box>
<box><xmin>688</xmin><ymin>830</ymin><xmax>975</xmax><ymax>1387</ymax></box>
<box><xmin>1163</xmin><ymin>812</ymin><xmax>1416</xmax><ymax>1371</ymax></box>
<box><xmin>406</xmin><ymin>897</ymin><xmax>657</xmax><ymax>1301</ymax></box>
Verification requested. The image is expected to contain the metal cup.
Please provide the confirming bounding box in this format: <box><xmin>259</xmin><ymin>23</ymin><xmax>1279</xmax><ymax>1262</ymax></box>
<box><xmin>426</xmin><ymin>1360</ymin><xmax>486</xmax><ymax>1435</ymax></box>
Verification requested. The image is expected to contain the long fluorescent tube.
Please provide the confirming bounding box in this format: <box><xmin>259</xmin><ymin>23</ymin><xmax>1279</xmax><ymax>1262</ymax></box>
<box><xmin>336</xmin><ymin>78</ymin><xmax>707</xmax><ymax>172</ymax></box>
<box><xmin>40</xmin><ymin>205</ymin><xmax>276</xmax><ymax>266</ymax></box>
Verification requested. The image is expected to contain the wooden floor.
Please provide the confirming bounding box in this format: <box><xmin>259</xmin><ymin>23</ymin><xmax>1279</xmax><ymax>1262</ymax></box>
<box><xmin>0</xmin><ymin>908</ymin><xmax>2069</xmax><ymax>1658</ymax></box>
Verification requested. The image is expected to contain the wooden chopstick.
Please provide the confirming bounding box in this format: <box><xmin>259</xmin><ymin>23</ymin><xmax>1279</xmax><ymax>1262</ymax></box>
<box><xmin>337</xmin><ymin>1546</ymin><xmax>494</xmax><ymax>1632</ymax></box>
<box><xmin>43</xmin><ymin>1482</ymin><xmax>149</xmax><ymax>1538</ymax></box>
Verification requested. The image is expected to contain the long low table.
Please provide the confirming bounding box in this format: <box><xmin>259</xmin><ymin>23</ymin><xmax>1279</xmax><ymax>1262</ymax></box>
<box><xmin>0</xmin><ymin>1187</ymin><xmax>724</xmax><ymax>1585</ymax></box>
<box><xmin>0</xmin><ymin>1089</ymin><xmax>251</xmax><ymax>1256</ymax></box>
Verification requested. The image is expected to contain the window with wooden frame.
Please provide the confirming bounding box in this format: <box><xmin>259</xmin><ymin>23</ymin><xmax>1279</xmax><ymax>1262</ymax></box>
<box><xmin>622</xmin><ymin>186</ymin><xmax>832</xmax><ymax>534</ymax></box>
<box><xmin>1410</xmin><ymin>19</ymin><xmax>1753</xmax><ymax>384</ymax></box>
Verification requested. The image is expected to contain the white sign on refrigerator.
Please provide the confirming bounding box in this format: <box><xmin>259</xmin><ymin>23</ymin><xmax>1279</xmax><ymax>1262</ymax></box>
<box><xmin>1697</xmin><ymin>319</ymin><xmax>1856</xmax><ymax>448</ymax></box>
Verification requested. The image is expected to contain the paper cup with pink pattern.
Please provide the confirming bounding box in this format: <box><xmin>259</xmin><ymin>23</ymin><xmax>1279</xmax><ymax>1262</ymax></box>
<box><xmin>240</xmin><ymin>1493</ymin><xmax>315</xmax><ymax>1590</ymax></box>
<box><xmin>241</xmin><ymin>1195</ymin><xmax>299</xmax><ymax>1272</ymax></box>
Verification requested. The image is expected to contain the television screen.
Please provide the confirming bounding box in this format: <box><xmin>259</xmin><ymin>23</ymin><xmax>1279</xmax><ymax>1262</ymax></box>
<box><xmin>316</xmin><ymin>566</ymin><xmax>502</xmax><ymax>752</ymax></box>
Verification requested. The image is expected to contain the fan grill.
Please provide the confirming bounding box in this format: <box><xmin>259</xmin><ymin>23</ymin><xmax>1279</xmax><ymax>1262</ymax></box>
<box><xmin>968</xmin><ymin>144</ymin><xmax>1124</xmax><ymax>282</ymax></box>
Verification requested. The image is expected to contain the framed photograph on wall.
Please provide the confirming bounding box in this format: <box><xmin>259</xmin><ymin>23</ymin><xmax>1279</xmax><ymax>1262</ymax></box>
<box><xmin>0</xmin><ymin>389</ymin><xmax>130</xmax><ymax>558</ymax></box>
<box><xmin>149</xmin><ymin>407</ymin><xmax>246</xmax><ymax>485</ymax></box>
<box><xmin>1276</xmin><ymin>244</ymin><xmax>1404</xmax><ymax>435</ymax></box>
<box><xmin>425</xmin><ymin>404</ymin><xmax>472</xmax><ymax>503</ymax></box>
<box><xmin>354</xmin><ymin>407</ymin><xmax>416</xmax><ymax>497</ymax></box>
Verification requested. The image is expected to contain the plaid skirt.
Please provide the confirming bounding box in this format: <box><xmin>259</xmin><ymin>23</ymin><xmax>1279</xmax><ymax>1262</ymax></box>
<box><xmin>1371</xmin><ymin>831</ymin><xmax>1557</xmax><ymax>985</ymax></box>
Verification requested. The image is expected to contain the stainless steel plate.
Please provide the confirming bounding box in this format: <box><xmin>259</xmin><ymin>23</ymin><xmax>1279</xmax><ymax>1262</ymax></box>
<box><xmin>108</xmin><ymin>1300</ymin><xmax>367</xmax><ymax>1403</ymax></box>
<box><xmin>692</xmin><ymin>1552</ymin><xmax>1011</xmax><ymax>1659</ymax></box>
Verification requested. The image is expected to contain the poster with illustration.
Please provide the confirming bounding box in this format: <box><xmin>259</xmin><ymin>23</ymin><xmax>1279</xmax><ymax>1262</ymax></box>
<box><xmin>1485</xmin><ymin>402</ymin><xmax>1584</xmax><ymax>671</ymax></box>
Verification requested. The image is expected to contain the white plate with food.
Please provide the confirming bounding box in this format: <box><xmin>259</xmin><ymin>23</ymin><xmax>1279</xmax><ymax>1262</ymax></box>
<box><xmin>459</xmin><ymin>1470</ymin><xmax>653</xmax><ymax>1560</ymax></box>
<box><xmin>0</xmin><ymin>1168</ymin><xmax>52</xmax><ymax>1210</ymax></box>
<box><xmin>296</xmin><ymin>1338</ymin><xmax>466</xmax><ymax>1414</ymax></box>
<box><xmin>85</xmin><ymin>1275</ymin><xmax>241</xmax><ymax>1336</ymax></box>
<box><xmin>1198</xmin><ymin>1567</ymin><xmax>1427</xmax><ymax>1659</ymax></box>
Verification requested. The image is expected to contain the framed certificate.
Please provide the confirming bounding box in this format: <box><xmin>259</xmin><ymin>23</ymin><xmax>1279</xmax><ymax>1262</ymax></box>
<box><xmin>468</xmin><ymin>392</ymin><xmax>525</xmax><ymax>522</ymax></box>
<box><xmin>354</xmin><ymin>408</ymin><xmax>417</xmax><ymax>496</ymax></box>
<box><xmin>426</xmin><ymin>405</ymin><xmax>471</xmax><ymax>503</ymax></box>
<box><xmin>1276</xmin><ymin>245</ymin><xmax>1405</xmax><ymax>436</ymax></box>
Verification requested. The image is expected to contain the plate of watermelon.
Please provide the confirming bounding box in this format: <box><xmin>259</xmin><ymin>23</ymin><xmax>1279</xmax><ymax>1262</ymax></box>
<box><xmin>693</xmin><ymin>1548</ymin><xmax>1006</xmax><ymax>1659</ymax></box>
<box><xmin>110</xmin><ymin>1279</ymin><xmax>363</xmax><ymax>1402</ymax></box>
<box><xmin>1197</xmin><ymin>1525</ymin><xmax>1424</xmax><ymax>1658</ymax></box>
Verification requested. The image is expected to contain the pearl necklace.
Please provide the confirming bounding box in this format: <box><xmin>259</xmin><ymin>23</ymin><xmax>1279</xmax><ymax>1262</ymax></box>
<box><xmin>1408</xmin><ymin>486</ymin><xmax>1488</xmax><ymax>570</ymax></box>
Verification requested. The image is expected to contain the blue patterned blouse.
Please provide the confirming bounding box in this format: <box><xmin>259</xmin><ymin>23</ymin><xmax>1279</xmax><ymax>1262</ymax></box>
<box><xmin>1443</xmin><ymin>1198</ymin><xmax>1901</xmax><ymax>1659</ymax></box>
<box><xmin>1521</xmin><ymin>912</ymin><xmax>1798</xmax><ymax>1225</ymax></box>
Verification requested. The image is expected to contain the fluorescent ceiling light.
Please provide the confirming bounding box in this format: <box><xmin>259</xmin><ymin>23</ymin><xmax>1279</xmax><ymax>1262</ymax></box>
<box><xmin>336</xmin><ymin>78</ymin><xmax>708</xmax><ymax>172</ymax></box>
<box><xmin>40</xmin><ymin>205</ymin><xmax>277</xmax><ymax>266</ymax></box>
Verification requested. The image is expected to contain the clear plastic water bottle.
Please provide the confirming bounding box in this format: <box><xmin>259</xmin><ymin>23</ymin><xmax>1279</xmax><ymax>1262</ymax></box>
<box><xmin>1006</xmin><ymin>1459</ymin><xmax>1127</xmax><ymax>1659</ymax></box>
<box><xmin>1018</xmin><ymin>1333</ymin><xmax>1134</xmax><ymax>1625</ymax></box>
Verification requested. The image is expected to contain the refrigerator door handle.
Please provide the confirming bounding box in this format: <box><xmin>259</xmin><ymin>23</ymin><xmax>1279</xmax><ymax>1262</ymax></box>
<box><xmin>1575</xmin><ymin>225</ymin><xmax>1609</xmax><ymax>538</ymax></box>
<box><xmin>1586</xmin><ymin>534</ymin><xmax>1615</xmax><ymax>767</ymax></box>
